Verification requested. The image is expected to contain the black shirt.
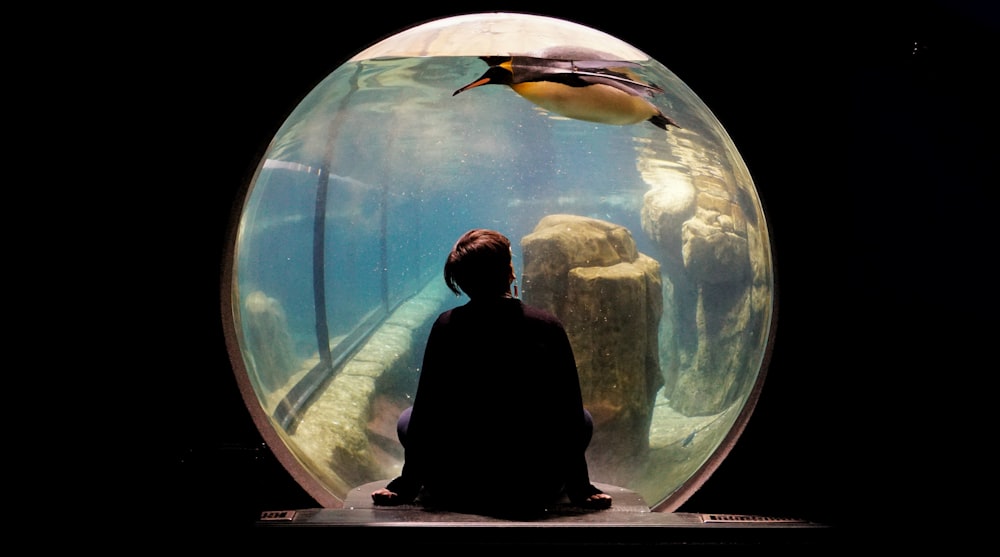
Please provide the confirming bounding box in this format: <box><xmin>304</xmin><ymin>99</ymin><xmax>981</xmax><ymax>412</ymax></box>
<box><xmin>386</xmin><ymin>296</ymin><xmax>597</xmax><ymax>509</ymax></box>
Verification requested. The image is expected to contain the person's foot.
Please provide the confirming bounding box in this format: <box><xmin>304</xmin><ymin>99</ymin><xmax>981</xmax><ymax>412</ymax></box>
<box><xmin>371</xmin><ymin>487</ymin><xmax>408</xmax><ymax>506</ymax></box>
<box><xmin>579</xmin><ymin>492</ymin><xmax>612</xmax><ymax>510</ymax></box>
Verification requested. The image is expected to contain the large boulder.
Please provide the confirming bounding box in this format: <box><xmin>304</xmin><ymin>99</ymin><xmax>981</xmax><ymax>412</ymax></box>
<box><xmin>521</xmin><ymin>215</ymin><xmax>662</xmax><ymax>484</ymax></box>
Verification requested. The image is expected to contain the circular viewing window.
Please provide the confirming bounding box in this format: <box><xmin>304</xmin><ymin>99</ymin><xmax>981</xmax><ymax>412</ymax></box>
<box><xmin>223</xmin><ymin>12</ymin><xmax>776</xmax><ymax>511</ymax></box>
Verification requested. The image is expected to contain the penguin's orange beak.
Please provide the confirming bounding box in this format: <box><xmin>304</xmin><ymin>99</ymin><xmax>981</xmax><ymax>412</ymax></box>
<box><xmin>453</xmin><ymin>77</ymin><xmax>491</xmax><ymax>96</ymax></box>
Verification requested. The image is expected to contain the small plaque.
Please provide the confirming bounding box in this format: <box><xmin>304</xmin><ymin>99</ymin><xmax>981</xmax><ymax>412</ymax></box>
<box><xmin>259</xmin><ymin>510</ymin><xmax>297</xmax><ymax>521</ymax></box>
<box><xmin>702</xmin><ymin>513</ymin><xmax>807</xmax><ymax>523</ymax></box>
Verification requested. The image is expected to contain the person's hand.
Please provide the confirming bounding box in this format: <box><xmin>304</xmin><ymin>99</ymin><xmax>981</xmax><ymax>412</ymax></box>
<box><xmin>371</xmin><ymin>487</ymin><xmax>403</xmax><ymax>506</ymax></box>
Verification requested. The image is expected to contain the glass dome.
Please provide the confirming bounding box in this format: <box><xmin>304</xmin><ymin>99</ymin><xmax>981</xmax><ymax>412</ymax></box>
<box><xmin>223</xmin><ymin>12</ymin><xmax>775</xmax><ymax>512</ymax></box>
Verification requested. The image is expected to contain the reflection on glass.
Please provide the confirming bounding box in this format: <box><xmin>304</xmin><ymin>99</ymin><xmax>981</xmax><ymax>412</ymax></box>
<box><xmin>225</xmin><ymin>13</ymin><xmax>774</xmax><ymax>511</ymax></box>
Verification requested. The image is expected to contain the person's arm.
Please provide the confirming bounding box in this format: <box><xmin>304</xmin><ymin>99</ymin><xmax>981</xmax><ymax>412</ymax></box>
<box><xmin>549</xmin><ymin>319</ymin><xmax>613</xmax><ymax>509</ymax></box>
<box><xmin>372</xmin><ymin>314</ymin><xmax>450</xmax><ymax>504</ymax></box>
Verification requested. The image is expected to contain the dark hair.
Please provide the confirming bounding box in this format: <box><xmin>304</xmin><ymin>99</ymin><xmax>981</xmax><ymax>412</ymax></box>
<box><xmin>444</xmin><ymin>229</ymin><xmax>512</xmax><ymax>299</ymax></box>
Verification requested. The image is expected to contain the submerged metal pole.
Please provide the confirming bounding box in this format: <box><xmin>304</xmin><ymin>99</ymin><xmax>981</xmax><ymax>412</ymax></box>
<box><xmin>275</xmin><ymin>62</ymin><xmax>364</xmax><ymax>431</ymax></box>
<box><xmin>312</xmin><ymin>167</ymin><xmax>333</xmax><ymax>365</ymax></box>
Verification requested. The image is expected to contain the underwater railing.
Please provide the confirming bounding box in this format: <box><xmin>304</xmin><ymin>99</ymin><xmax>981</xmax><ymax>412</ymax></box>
<box><xmin>272</xmin><ymin>62</ymin><xmax>365</xmax><ymax>432</ymax></box>
<box><xmin>273</xmin><ymin>306</ymin><xmax>384</xmax><ymax>432</ymax></box>
<box><xmin>272</xmin><ymin>273</ymin><xmax>437</xmax><ymax>433</ymax></box>
<box><xmin>271</xmin><ymin>61</ymin><xmax>435</xmax><ymax>430</ymax></box>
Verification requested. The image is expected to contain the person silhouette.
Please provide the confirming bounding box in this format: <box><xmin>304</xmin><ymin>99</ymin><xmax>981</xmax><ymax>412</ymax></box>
<box><xmin>371</xmin><ymin>228</ymin><xmax>611</xmax><ymax>515</ymax></box>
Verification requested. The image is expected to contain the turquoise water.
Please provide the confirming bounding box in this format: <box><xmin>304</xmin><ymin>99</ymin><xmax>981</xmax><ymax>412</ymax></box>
<box><xmin>230</xmin><ymin>54</ymin><xmax>773</xmax><ymax>509</ymax></box>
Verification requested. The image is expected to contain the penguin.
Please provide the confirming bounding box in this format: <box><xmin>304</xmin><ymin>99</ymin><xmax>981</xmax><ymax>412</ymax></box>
<box><xmin>454</xmin><ymin>55</ymin><xmax>680</xmax><ymax>130</ymax></box>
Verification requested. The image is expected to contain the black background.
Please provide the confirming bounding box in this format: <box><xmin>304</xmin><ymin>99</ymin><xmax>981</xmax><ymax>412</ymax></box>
<box><xmin>130</xmin><ymin>1</ymin><xmax>994</xmax><ymax>541</ymax></box>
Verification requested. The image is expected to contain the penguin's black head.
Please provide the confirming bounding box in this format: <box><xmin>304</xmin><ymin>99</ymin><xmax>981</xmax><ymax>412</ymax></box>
<box><xmin>479</xmin><ymin>55</ymin><xmax>509</xmax><ymax>67</ymax></box>
<box><xmin>451</xmin><ymin>62</ymin><xmax>514</xmax><ymax>97</ymax></box>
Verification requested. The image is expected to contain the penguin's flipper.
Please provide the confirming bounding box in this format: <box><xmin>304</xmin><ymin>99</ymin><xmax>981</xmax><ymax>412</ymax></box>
<box><xmin>571</xmin><ymin>70</ymin><xmax>664</xmax><ymax>96</ymax></box>
<box><xmin>566</xmin><ymin>59</ymin><xmax>659</xmax><ymax>86</ymax></box>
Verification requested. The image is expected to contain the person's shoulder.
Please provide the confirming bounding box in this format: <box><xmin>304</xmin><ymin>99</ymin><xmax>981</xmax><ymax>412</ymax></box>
<box><xmin>519</xmin><ymin>301</ymin><xmax>563</xmax><ymax>326</ymax></box>
<box><xmin>434</xmin><ymin>306</ymin><xmax>459</xmax><ymax>325</ymax></box>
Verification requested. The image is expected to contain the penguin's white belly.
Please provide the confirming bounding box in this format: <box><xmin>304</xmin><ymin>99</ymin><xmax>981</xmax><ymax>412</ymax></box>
<box><xmin>512</xmin><ymin>81</ymin><xmax>657</xmax><ymax>125</ymax></box>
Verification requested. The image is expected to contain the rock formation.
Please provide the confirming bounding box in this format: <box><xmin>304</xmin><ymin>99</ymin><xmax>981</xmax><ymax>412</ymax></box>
<box><xmin>521</xmin><ymin>215</ymin><xmax>663</xmax><ymax>484</ymax></box>
<box><xmin>243</xmin><ymin>290</ymin><xmax>299</xmax><ymax>393</ymax></box>
<box><xmin>287</xmin><ymin>281</ymin><xmax>453</xmax><ymax>499</ymax></box>
<box><xmin>638</xmin><ymin>129</ymin><xmax>772</xmax><ymax>417</ymax></box>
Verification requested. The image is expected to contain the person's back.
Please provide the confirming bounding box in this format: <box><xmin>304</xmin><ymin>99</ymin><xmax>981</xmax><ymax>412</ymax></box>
<box><xmin>413</xmin><ymin>297</ymin><xmax>585</xmax><ymax>510</ymax></box>
<box><xmin>372</xmin><ymin>229</ymin><xmax>611</xmax><ymax>514</ymax></box>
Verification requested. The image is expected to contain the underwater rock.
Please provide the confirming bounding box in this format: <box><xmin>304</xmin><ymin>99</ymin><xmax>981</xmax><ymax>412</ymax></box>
<box><xmin>639</xmin><ymin>138</ymin><xmax>767</xmax><ymax>417</ymax></box>
<box><xmin>640</xmin><ymin>179</ymin><xmax>696</xmax><ymax>263</ymax></box>
<box><xmin>520</xmin><ymin>214</ymin><xmax>638</xmax><ymax>319</ymax></box>
<box><xmin>681</xmin><ymin>205</ymin><xmax>750</xmax><ymax>285</ymax></box>
<box><xmin>521</xmin><ymin>214</ymin><xmax>662</xmax><ymax>485</ymax></box>
<box><xmin>292</xmin><ymin>373</ymin><xmax>382</xmax><ymax>495</ymax></box>
<box><xmin>287</xmin><ymin>281</ymin><xmax>452</xmax><ymax>500</ymax></box>
<box><xmin>243</xmin><ymin>291</ymin><xmax>299</xmax><ymax>393</ymax></box>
